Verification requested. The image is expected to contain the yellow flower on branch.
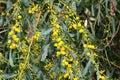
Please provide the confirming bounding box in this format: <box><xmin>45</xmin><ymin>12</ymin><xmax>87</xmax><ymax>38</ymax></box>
<box><xmin>56</xmin><ymin>51</ymin><xmax>61</xmax><ymax>56</ymax></box>
<box><xmin>64</xmin><ymin>73</ymin><xmax>69</xmax><ymax>78</ymax></box>
<box><xmin>100</xmin><ymin>75</ymin><xmax>106</xmax><ymax>80</ymax></box>
<box><xmin>7</xmin><ymin>40</ymin><xmax>12</xmax><ymax>44</ymax></box>
<box><xmin>9</xmin><ymin>43</ymin><xmax>18</xmax><ymax>49</ymax></box>
<box><xmin>15</xmin><ymin>27</ymin><xmax>21</xmax><ymax>33</ymax></box>
<box><xmin>12</xmin><ymin>35</ymin><xmax>19</xmax><ymax>42</ymax></box>
<box><xmin>18</xmin><ymin>15</ymin><xmax>22</xmax><ymax>19</ymax></box>
<box><xmin>62</xmin><ymin>59</ymin><xmax>69</xmax><ymax>66</ymax></box>
<box><xmin>83</xmin><ymin>44</ymin><xmax>87</xmax><ymax>48</ymax></box>
<box><xmin>73</xmin><ymin>24</ymin><xmax>77</xmax><ymax>29</ymax></box>
<box><xmin>8</xmin><ymin>31</ymin><xmax>14</xmax><ymax>36</ymax></box>
<box><xmin>79</xmin><ymin>29</ymin><xmax>84</xmax><ymax>33</ymax></box>
<box><xmin>73</xmin><ymin>77</ymin><xmax>78</xmax><ymax>80</ymax></box>
<box><xmin>88</xmin><ymin>45</ymin><xmax>95</xmax><ymax>49</ymax></box>
<box><xmin>86</xmin><ymin>52</ymin><xmax>91</xmax><ymax>57</ymax></box>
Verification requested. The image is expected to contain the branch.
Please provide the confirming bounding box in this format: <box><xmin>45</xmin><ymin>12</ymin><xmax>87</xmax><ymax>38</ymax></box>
<box><xmin>105</xmin><ymin>22</ymin><xmax>120</xmax><ymax>48</ymax></box>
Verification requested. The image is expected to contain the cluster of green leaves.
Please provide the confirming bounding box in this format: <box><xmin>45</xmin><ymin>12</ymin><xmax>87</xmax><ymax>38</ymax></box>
<box><xmin>0</xmin><ymin>0</ymin><xmax>120</xmax><ymax>80</ymax></box>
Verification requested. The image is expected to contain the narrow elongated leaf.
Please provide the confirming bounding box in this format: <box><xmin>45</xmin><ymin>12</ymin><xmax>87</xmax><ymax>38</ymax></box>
<box><xmin>111</xmin><ymin>18</ymin><xmax>115</xmax><ymax>34</ymax></box>
<box><xmin>9</xmin><ymin>50</ymin><xmax>14</xmax><ymax>66</ymax></box>
<box><xmin>91</xmin><ymin>5</ymin><xmax>95</xmax><ymax>16</ymax></box>
<box><xmin>41</xmin><ymin>44</ymin><xmax>50</xmax><ymax>61</ymax></box>
<box><xmin>0</xmin><ymin>18</ymin><xmax>3</xmax><ymax>26</ymax></box>
<box><xmin>1</xmin><ymin>74</ymin><xmax>17</xmax><ymax>79</ymax></box>
<box><xmin>40</xmin><ymin>12</ymin><xmax>48</xmax><ymax>24</ymax></box>
<box><xmin>37</xmin><ymin>70</ymin><xmax>44</xmax><ymax>79</ymax></box>
<box><xmin>55</xmin><ymin>6</ymin><xmax>62</xmax><ymax>12</ymax></box>
<box><xmin>41</xmin><ymin>28</ymin><xmax>53</xmax><ymax>35</ymax></box>
<box><xmin>82</xmin><ymin>59</ymin><xmax>91</xmax><ymax>76</ymax></box>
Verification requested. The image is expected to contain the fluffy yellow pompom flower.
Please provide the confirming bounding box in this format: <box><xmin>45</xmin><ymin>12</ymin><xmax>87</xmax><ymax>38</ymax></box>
<box><xmin>100</xmin><ymin>75</ymin><xmax>106</xmax><ymax>80</ymax></box>
<box><xmin>15</xmin><ymin>27</ymin><xmax>21</xmax><ymax>33</ymax></box>
<box><xmin>79</xmin><ymin>29</ymin><xmax>84</xmax><ymax>33</ymax></box>
<box><xmin>88</xmin><ymin>45</ymin><xmax>95</xmax><ymax>49</ymax></box>
<box><xmin>73</xmin><ymin>78</ymin><xmax>78</xmax><ymax>80</ymax></box>
<box><xmin>62</xmin><ymin>59</ymin><xmax>69</xmax><ymax>66</ymax></box>
<box><xmin>86</xmin><ymin>52</ymin><xmax>91</xmax><ymax>57</ymax></box>
<box><xmin>83</xmin><ymin>44</ymin><xmax>87</xmax><ymax>48</ymax></box>
<box><xmin>9</xmin><ymin>43</ymin><xmax>18</xmax><ymax>49</ymax></box>
<box><xmin>64</xmin><ymin>73</ymin><xmax>69</xmax><ymax>78</ymax></box>
<box><xmin>7</xmin><ymin>40</ymin><xmax>12</xmax><ymax>44</ymax></box>
<box><xmin>73</xmin><ymin>24</ymin><xmax>77</xmax><ymax>29</ymax></box>
<box><xmin>8</xmin><ymin>31</ymin><xmax>14</xmax><ymax>36</ymax></box>
<box><xmin>18</xmin><ymin>15</ymin><xmax>22</xmax><ymax>19</ymax></box>
<box><xmin>12</xmin><ymin>35</ymin><xmax>19</xmax><ymax>42</ymax></box>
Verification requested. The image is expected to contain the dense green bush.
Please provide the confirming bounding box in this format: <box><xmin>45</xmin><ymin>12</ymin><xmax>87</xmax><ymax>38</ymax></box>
<box><xmin>0</xmin><ymin>0</ymin><xmax>120</xmax><ymax>80</ymax></box>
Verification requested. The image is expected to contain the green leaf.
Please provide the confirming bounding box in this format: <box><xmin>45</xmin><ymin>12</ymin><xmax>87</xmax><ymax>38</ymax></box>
<box><xmin>0</xmin><ymin>17</ymin><xmax>3</xmax><ymax>26</ymax></box>
<box><xmin>96</xmin><ymin>64</ymin><xmax>100</xmax><ymax>80</ymax></box>
<box><xmin>1</xmin><ymin>73</ymin><xmax>17</xmax><ymax>79</ymax></box>
<box><xmin>106</xmin><ymin>68</ymin><xmax>114</xmax><ymax>78</ymax></box>
<box><xmin>105</xmin><ymin>0</ymin><xmax>109</xmax><ymax>15</ymax></box>
<box><xmin>41</xmin><ymin>44</ymin><xmax>50</xmax><ymax>61</ymax></box>
<box><xmin>82</xmin><ymin>59</ymin><xmax>91</xmax><ymax>76</ymax></box>
<box><xmin>41</xmin><ymin>28</ymin><xmax>53</xmax><ymax>35</ymax></box>
<box><xmin>71</xmin><ymin>52</ymin><xmax>77</xmax><ymax>58</ymax></box>
<box><xmin>30</xmin><ymin>64</ymin><xmax>39</xmax><ymax>73</ymax></box>
<box><xmin>6</xmin><ymin>1</ymin><xmax>12</xmax><ymax>11</ymax></box>
<box><xmin>37</xmin><ymin>70</ymin><xmax>44</xmax><ymax>79</ymax></box>
<box><xmin>55</xmin><ymin>5</ymin><xmax>62</xmax><ymax>12</ymax></box>
<box><xmin>97</xmin><ymin>5</ymin><xmax>101</xmax><ymax>25</ymax></box>
<box><xmin>91</xmin><ymin>5</ymin><xmax>95</xmax><ymax>16</ymax></box>
<box><xmin>111</xmin><ymin>18</ymin><xmax>115</xmax><ymax>34</ymax></box>
<box><xmin>72</xmin><ymin>1</ymin><xmax>76</xmax><ymax>11</ymax></box>
<box><xmin>50</xmin><ymin>0</ymin><xmax>54</xmax><ymax>5</ymax></box>
<box><xmin>40</xmin><ymin>12</ymin><xmax>48</xmax><ymax>25</ymax></box>
<box><xmin>9</xmin><ymin>50</ymin><xmax>14</xmax><ymax>66</ymax></box>
<box><xmin>82</xmin><ymin>48</ymin><xmax>88</xmax><ymax>56</ymax></box>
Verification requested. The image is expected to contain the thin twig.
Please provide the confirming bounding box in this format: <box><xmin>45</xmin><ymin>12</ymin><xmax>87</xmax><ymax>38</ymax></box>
<box><xmin>105</xmin><ymin>22</ymin><xmax>120</xmax><ymax>48</ymax></box>
<box><xmin>97</xmin><ymin>22</ymin><xmax>120</xmax><ymax>51</ymax></box>
<box><xmin>0</xmin><ymin>27</ymin><xmax>9</xmax><ymax>30</ymax></box>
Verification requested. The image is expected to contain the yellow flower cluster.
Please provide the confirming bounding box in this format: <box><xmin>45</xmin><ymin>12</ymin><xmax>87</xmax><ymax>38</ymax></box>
<box><xmin>52</xmin><ymin>29</ymin><xmax>59</xmax><ymax>39</ymax></box>
<box><xmin>8</xmin><ymin>21</ymin><xmax>21</xmax><ymax>49</ymax></box>
<box><xmin>19</xmin><ymin>41</ymin><xmax>28</xmax><ymax>53</ymax></box>
<box><xmin>86</xmin><ymin>52</ymin><xmax>91</xmax><ymax>57</ymax></box>
<box><xmin>33</xmin><ymin>32</ymin><xmax>41</xmax><ymax>41</ymax></box>
<box><xmin>86</xmin><ymin>51</ymin><xmax>98</xmax><ymax>64</ymax></box>
<box><xmin>19</xmin><ymin>63</ymin><xmax>26</xmax><ymax>70</ymax></box>
<box><xmin>99</xmin><ymin>70</ymin><xmax>106</xmax><ymax>80</ymax></box>
<box><xmin>18</xmin><ymin>15</ymin><xmax>22</xmax><ymax>19</ymax></box>
<box><xmin>79</xmin><ymin>28</ymin><xmax>84</xmax><ymax>33</ymax></box>
<box><xmin>63</xmin><ymin>73</ymin><xmax>70</xmax><ymax>79</ymax></box>
<box><xmin>51</xmin><ymin>22</ymin><xmax>60</xmax><ymax>40</ymax></box>
<box><xmin>50</xmin><ymin>12</ymin><xmax>77</xmax><ymax>79</ymax></box>
<box><xmin>68</xmin><ymin>16</ymin><xmax>85</xmax><ymax>35</ymax></box>
<box><xmin>62</xmin><ymin>58</ymin><xmax>69</xmax><ymax>66</ymax></box>
<box><xmin>100</xmin><ymin>75</ymin><xmax>106</xmax><ymax>80</ymax></box>
<box><xmin>28</xmin><ymin>3</ymin><xmax>39</xmax><ymax>14</ymax></box>
<box><xmin>62</xmin><ymin>57</ymin><xmax>75</xmax><ymax>78</ymax></box>
<box><xmin>9</xmin><ymin>43</ymin><xmax>18</xmax><ymax>49</ymax></box>
<box><xmin>54</xmin><ymin>38</ymin><xmax>66</xmax><ymax>56</ymax></box>
<box><xmin>50</xmin><ymin>15</ymin><xmax>66</xmax><ymax>57</ymax></box>
<box><xmin>44</xmin><ymin>59</ymin><xmax>54</xmax><ymax>71</ymax></box>
<box><xmin>83</xmin><ymin>44</ymin><xmax>95</xmax><ymax>49</ymax></box>
<box><xmin>73</xmin><ymin>77</ymin><xmax>78</xmax><ymax>80</ymax></box>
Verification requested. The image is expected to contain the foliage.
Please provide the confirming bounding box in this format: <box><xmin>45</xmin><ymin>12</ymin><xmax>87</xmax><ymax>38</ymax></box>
<box><xmin>0</xmin><ymin>0</ymin><xmax>120</xmax><ymax>80</ymax></box>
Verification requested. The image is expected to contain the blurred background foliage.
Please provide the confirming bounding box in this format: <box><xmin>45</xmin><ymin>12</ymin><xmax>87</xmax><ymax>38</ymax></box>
<box><xmin>0</xmin><ymin>0</ymin><xmax>120</xmax><ymax>80</ymax></box>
